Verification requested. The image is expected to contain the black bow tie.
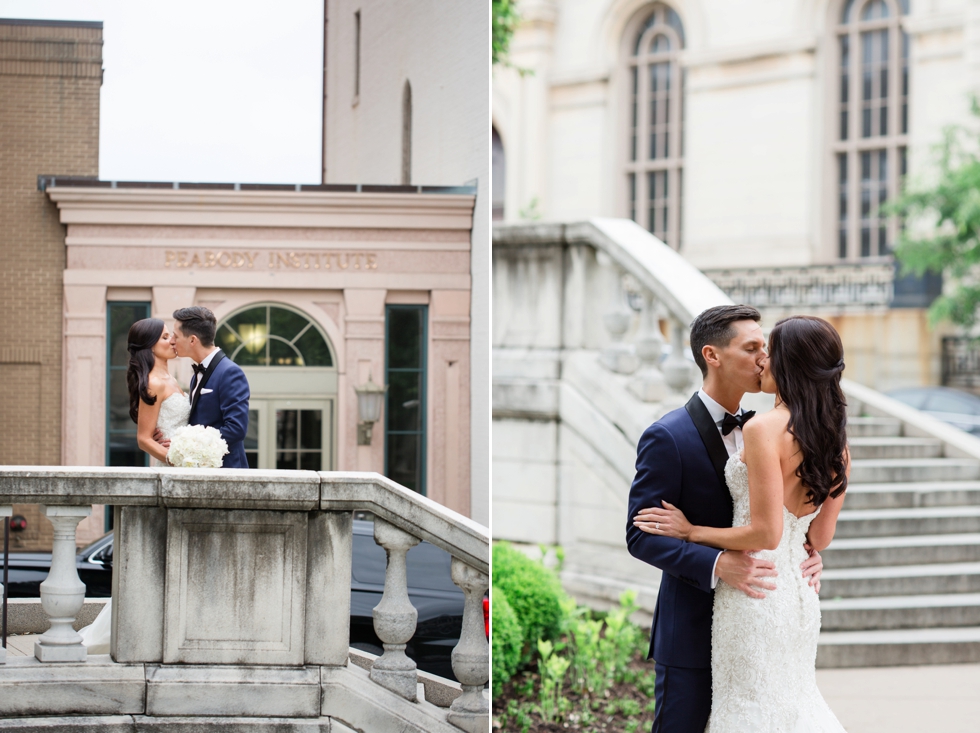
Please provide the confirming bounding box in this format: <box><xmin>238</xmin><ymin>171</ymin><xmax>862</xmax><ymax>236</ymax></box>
<box><xmin>192</xmin><ymin>363</ymin><xmax>206</xmax><ymax>376</ymax></box>
<box><xmin>721</xmin><ymin>411</ymin><xmax>756</xmax><ymax>436</ymax></box>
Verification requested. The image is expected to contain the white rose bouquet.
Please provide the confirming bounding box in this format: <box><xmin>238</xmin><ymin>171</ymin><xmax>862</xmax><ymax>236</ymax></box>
<box><xmin>167</xmin><ymin>425</ymin><xmax>229</xmax><ymax>468</ymax></box>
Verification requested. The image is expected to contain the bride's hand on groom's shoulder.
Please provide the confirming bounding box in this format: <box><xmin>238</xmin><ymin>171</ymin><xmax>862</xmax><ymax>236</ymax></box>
<box><xmin>633</xmin><ymin>501</ymin><xmax>693</xmax><ymax>541</ymax></box>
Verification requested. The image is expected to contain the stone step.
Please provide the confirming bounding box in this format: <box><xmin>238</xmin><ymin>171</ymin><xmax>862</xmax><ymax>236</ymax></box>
<box><xmin>820</xmin><ymin>533</ymin><xmax>980</xmax><ymax>568</ymax></box>
<box><xmin>847</xmin><ymin>437</ymin><xmax>943</xmax><ymax>460</ymax></box>
<box><xmin>820</xmin><ymin>592</ymin><xmax>980</xmax><ymax>631</ymax></box>
<box><xmin>848</xmin><ymin>458</ymin><xmax>980</xmax><ymax>484</ymax></box>
<box><xmin>845</xmin><ymin>416</ymin><xmax>902</xmax><ymax>437</ymax></box>
<box><xmin>820</xmin><ymin>561</ymin><xmax>980</xmax><ymax>598</ymax></box>
<box><xmin>834</xmin><ymin>506</ymin><xmax>980</xmax><ymax>538</ymax></box>
<box><xmin>841</xmin><ymin>481</ymin><xmax>980</xmax><ymax>510</ymax></box>
<box><xmin>816</xmin><ymin>626</ymin><xmax>980</xmax><ymax>667</ymax></box>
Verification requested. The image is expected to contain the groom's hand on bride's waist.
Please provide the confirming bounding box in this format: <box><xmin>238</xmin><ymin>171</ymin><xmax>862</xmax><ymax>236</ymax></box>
<box><xmin>801</xmin><ymin>544</ymin><xmax>823</xmax><ymax>594</ymax></box>
<box><xmin>715</xmin><ymin>551</ymin><xmax>777</xmax><ymax>599</ymax></box>
<box><xmin>153</xmin><ymin>428</ymin><xmax>171</xmax><ymax>449</ymax></box>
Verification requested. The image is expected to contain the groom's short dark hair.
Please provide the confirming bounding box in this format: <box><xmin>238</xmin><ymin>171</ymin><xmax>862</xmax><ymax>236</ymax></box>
<box><xmin>690</xmin><ymin>305</ymin><xmax>762</xmax><ymax>377</ymax></box>
<box><xmin>173</xmin><ymin>306</ymin><xmax>217</xmax><ymax>347</ymax></box>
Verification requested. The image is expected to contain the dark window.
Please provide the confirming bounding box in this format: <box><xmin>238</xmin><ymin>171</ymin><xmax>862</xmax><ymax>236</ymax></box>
<box><xmin>492</xmin><ymin>127</ymin><xmax>505</xmax><ymax>221</ymax></box>
<box><xmin>106</xmin><ymin>302</ymin><xmax>150</xmax><ymax>531</ymax></box>
<box><xmin>385</xmin><ymin>305</ymin><xmax>427</xmax><ymax>494</ymax></box>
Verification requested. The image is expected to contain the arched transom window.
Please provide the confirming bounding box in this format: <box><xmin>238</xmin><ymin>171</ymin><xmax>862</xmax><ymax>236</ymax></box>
<box><xmin>218</xmin><ymin>304</ymin><xmax>333</xmax><ymax>367</ymax></box>
<box><xmin>626</xmin><ymin>4</ymin><xmax>685</xmax><ymax>250</ymax></box>
<box><xmin>834</xmin><ymin>0</ymin><xmax>909</xmax><ymax>260</ymax></box>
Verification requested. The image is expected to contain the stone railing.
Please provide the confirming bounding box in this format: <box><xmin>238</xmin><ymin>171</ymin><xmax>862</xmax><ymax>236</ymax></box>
<box><xmin>703</xmin><ymin>262</ymin><xmax>895</xmax><ymax>313</ymax></box>
<box><xmin>0</xmin><ymin>467</ymin><xmax>489</xmax><ymax>733</ymax></box>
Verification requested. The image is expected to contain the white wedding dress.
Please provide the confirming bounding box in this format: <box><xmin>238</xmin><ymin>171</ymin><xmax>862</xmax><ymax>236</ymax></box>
<box><xmin>79</xmin><ymin>393</ymin><xmax>189</xmax><ymax>654</ymax></box>
<box><xmin>705</xmin><ymin>454</ymin><xmax>846</xmax><ymax>733</ymax></box>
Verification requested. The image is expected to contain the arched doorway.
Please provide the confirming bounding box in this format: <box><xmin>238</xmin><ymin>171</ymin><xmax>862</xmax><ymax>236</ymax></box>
<box><xmin>216</xmin><ymin>303</ymin><xmax>338</xmax><ymax>470</ymax></box>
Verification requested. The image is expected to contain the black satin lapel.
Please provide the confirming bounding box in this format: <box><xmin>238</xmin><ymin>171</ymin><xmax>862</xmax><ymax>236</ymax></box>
<box><xmin>191</xmin><ymin>351</ymin><xmax>226</xmax><ymax>414</ymax></box>
<box><xmin>684</xmin><ymin>393</ymin><xmax>730</xmax><ymax>490</ymax></box>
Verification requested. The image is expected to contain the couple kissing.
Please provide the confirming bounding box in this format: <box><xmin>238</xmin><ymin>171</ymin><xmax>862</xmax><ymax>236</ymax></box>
<box><xmin>627</xmin><ymin>305</ymin><xmax>849</xmax><ymax>732</ymax></box>
<box><xmin>128</xmin><ymin>306</ymin><xmax>250</xmax><ymax>468</ymax></box>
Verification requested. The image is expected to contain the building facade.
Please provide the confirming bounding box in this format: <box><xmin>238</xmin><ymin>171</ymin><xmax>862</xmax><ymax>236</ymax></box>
<box><xmin>323</xmin><ymin>0</ymin><xmax>490</xmax><ymax>524</ymax></box>
<box><xmin>1</xmin><ymin>8</ymin><xmax>488</xmax><ymax>550</ymax></box>
<box><xmin>493</xmin><ymin>0</ymin><xmax>975</xmax><ymax>389</ymax></box>
<box><xmin>0</xmin><ymin>18</ymin><xmax>102</xmax><ymax>549</ymax></box>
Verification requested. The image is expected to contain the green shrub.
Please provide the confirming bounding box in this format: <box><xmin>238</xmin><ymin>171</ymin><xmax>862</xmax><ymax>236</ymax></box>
<box><xmin>492</xmin><ymin>542</ymin><xmax>566</xmax><ymax>651</ymax></box>
<box><xmin>491</xmin><ymin>585</ymin><xmax>523</xmax><ymax>698</ymax></box>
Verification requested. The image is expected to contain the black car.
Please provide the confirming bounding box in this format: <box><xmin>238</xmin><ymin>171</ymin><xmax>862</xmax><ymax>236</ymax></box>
<box><xmin>886</xmin><ymin>386</ymin><xmax>980</xmax><ymax>437</ymax></box>
<box><xmin>0</xmin><ymin>519</ymin><xmax>464</xmax><ymax>680</ymax></box>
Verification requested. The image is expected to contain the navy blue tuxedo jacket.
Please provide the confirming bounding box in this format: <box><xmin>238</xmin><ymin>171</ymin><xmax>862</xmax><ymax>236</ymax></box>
<box><xmin>626</xmin><ymin>393</ymin><xmax>735</xmax><ymax>669</ymax></box>
<box><xmin>189</xmin><ymin>352</ymin><xmax>250</xmax><ymax>469</ymax></box>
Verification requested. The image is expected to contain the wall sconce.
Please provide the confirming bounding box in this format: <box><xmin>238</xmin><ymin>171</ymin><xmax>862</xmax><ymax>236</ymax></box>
<box><xmin>354</xmin><ymin>372</ymin><xmax>387</xmax><ymax>445</ymax></box>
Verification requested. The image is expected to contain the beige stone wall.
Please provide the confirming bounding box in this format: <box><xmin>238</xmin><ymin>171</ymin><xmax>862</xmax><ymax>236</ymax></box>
<box><xmin>0</xmin><ymin>20</ymin><xmax>102</xmax><ymax>550</ymax></box>
<box><xmin>323</xmin><ymin>0</ymin><xmax>489</xmax><ymax>524</ymax></box>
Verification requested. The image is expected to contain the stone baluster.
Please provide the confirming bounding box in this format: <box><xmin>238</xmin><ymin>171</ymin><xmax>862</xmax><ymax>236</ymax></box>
<box><xmin>35</xmin><ymin>506</ymin><xmax>91</xmax><ymax>662</ymax></box>
<box><xmin>597</xmin><ymin>251</ymin><xmax>639</xmax><ymax>374</ymax></box>
<box><xmin>370</xmin><ymin>518</ymin><xmax>421</xmax><ymax>700</ymax></box>
<box><xmin>628</xmin><ymin>290</ymin><xmax>668</xmax><ymax>402</ymax></box>
<box><xmin>447</xmin><ymin>558</ymin><xmax>489</xmax><ymax>732</ymax></box>
<box><xmin>662</xmin><ymin>317</ymin><xmax>695</xmax><ymax>396</ymax></box>
<box><xmin>1</xmin><ymin>505</ymin><xmax>9</xmax><ymax>665</ymax></box>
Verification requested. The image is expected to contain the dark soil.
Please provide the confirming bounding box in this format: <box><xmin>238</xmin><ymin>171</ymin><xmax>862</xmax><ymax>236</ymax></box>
<box><xmin>492</xmin><ymin>652</ymin><xmax>657</xmax><ymax>733</ymax></box>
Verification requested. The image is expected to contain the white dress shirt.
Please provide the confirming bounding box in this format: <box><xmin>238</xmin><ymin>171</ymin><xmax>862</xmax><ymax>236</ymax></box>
<box><xmin>697</xmin><ymin>388</ymin><xmax>750</xmax><ymax>588</ymax></box>
<box><xmin>190</xmin><ymin>348</ymin><xmax>222</xmax><ymax>403</ymax></box>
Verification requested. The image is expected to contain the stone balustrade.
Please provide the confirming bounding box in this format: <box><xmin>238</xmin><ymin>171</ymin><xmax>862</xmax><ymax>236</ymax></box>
<box><xmin>0</xmin><ymin>467</ymin><xmax>489</xmax><ymax>733</ymax></box>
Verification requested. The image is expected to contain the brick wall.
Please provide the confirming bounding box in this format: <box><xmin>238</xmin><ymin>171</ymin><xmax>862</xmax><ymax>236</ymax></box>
<box><xmin>0</xmin><ymin>19</ymin><xmax>102</xmax><ymax>550</ymax></box>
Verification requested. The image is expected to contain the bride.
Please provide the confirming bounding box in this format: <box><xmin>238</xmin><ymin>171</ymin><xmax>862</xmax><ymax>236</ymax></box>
<box><xmin>80</xmin><ymin>318</ymin><xmax>189</xmax><ymax>653</ymax></box>
<box><xmin>634</xmin><ymin>316</ymin><xmax>850</xmax><ymax>732</ymax></box>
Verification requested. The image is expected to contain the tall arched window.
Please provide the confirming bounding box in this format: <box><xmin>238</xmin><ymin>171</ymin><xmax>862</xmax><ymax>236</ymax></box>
<box><xmin>626</xmin><ymin>4</ymin><xmax>685</xmax><ymax>250</ymax></box>
<box><xmin>834</xmin><ymin>0</ymin><xmax>909</xmax><ymax>260</ymax></box>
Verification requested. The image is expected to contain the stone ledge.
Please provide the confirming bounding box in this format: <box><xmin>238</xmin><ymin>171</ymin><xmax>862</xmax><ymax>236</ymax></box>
<box><xmin>348</xmin><ymin>647</ymin><xmax>463</xmax><ymax>709</ymax></box>
<box><xmin>145</xmin><ymin>665</ymin><xmax>321</xmax><ymax>718</ymax></box>
<box><xmin>0</xmin><ymin>656</ymin><xmax>145</xmax><ymax>717</ymax></box>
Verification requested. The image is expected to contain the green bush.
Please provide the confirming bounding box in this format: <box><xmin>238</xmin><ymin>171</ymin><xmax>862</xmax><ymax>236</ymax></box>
<box><xmin>492</xmin><ymin>542</ymin><xmax>566</xmax><ymax>651</ymax></box>
<box><xmin>491</xmin><ymin>585</ymin><xmax>523</xmax><ymax>698</ymax></box>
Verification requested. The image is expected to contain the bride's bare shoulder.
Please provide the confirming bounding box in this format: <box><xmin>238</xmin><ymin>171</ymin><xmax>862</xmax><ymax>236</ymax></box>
<box><xmin>744</xmin><ymin>408</ymin><xmax>789</xmax><ymax>437</ymax></box>
<box><xmin>146</xmin><ymin>374</ymin><xmax>173</xmax><ymax>400</ymax></box>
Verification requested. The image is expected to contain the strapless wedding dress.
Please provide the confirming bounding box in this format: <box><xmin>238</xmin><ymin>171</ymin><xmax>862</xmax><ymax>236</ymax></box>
<box><xmin>150</xmin><ymin>392</ymin><xmax>191</xmax><ymax>467</ymax></box>
<box><xmin>705</xmin><ymin>454</ymin><xmax>845</xmax><ymax>733</ymax></box>
<box><xmin>79</xmin><ymin>392</ymin><xmax>190</xmax><ymax>653</ymax></box>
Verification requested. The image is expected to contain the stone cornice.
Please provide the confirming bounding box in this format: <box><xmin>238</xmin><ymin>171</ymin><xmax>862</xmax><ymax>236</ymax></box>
<box><xmin>47</xmin><ymin>187</ymin><xmax>476</xmax><ymax>231</ymax></box>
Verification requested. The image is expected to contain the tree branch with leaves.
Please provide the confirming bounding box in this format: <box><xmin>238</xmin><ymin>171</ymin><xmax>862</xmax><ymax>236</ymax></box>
<box><xmin>887</xmin><ymin>100</ymin><xmax>980</xmax><ymax>328</ymax></box>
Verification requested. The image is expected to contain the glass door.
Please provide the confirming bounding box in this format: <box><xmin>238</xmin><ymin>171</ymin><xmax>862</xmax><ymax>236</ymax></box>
<box><xmin>245</xmin><ymin>399</ymin><xmax>334</xmax><ymax>470</ymax></box>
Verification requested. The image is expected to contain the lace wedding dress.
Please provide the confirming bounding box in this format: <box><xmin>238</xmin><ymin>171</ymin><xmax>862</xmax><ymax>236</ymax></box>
<box><xmin>79</xmin><ymin>393</ymin><xmax>189</xmax><ymax>654</ymax></box>
<box><xmin>705</xmin><ymin>454</ymin><xmax>846</xmax><ymax>733</ymax></box>
<box><xmin>149</xmin><ymin>392</ymin><xmax>191</xmax><ymax>467</ymax></box>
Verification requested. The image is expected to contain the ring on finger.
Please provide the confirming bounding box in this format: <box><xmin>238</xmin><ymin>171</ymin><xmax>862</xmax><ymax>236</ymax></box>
<box><xmin>655</xmin><ymin>522</ymin><xmax>660</xmax><ymax>531</ymax></box>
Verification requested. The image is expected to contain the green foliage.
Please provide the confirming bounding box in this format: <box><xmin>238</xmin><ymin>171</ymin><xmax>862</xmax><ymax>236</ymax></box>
<box><xmin>492</xmin><ymin>542</ymin><xmax>567</xmax><ymax>652</ymax></box>
<box><xmin>536</xmin><ymin>639</ymin><xmax>572</xmax><ymax>723</ymax></box>
<box><xmin>492</xmin><ymin>0</ymin><xmax>520</xmax><ymax>66</ymax></box>
<box><xmin>887</xmin><ymin>97</ymin><xmax>980</xmax><ymax>327</ymax></box>
<box><xmin>502</xmin><ymin>699</ymin><xmax>535</xmax><ymax>733</ymax></box>
<box><xmin>491</xmin><ymin>585</ymin><xmax>524</xmax><ymax>698</ymax></box>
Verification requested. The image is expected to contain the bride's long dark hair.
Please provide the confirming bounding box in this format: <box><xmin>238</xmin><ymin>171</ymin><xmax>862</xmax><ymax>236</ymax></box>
<box><xmin>768</xmin><ymin>316</ymin><xmax>848</xmax><ymax>506</ymax></box>
<box><xmin>127</xmin><ymin>318</ymin><xmax>165</xmax><ymax>423</ymax></box>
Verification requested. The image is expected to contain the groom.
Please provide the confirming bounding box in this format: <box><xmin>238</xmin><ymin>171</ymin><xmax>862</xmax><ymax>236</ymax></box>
<box><xmin>159</xmin><ymin>306</ymin><xmax>250</xmax><ymax>468</ymax></box>
<box><xmin>626</xmin><ymin>305</ymin><xmax>823</xmax><ymax>732</ymax></box>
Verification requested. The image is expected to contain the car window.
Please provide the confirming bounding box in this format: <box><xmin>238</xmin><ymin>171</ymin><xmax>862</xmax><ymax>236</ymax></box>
<box><xmin>351</xmin><ymin>531</ymin><xmax>458</xmax><ymax>593</ymax></box>
<box><xmin>887</xmin><ymin>389</ymin><xmax>930</xmax><ymax>409</ymax></box>
<box><xmin>925</xmin><ymin>391</ymin><xmax>980</xmax><ymax>416</ymax></box>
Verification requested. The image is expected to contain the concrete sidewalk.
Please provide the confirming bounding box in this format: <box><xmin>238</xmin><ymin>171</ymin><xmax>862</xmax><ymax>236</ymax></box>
<box><xmin>817</xmin><ymin>663</ymin><xmax>980</xmax><ymax>732</ymax></box>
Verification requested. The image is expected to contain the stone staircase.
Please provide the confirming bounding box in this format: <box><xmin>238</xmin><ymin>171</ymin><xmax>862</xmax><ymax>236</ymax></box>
<box><xmin>817</xmin><ymin>414</ymin><xmax>980</xmax><ymax>666</ymax></box>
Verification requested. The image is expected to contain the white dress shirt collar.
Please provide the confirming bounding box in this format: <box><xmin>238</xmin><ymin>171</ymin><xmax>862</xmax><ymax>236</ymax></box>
<box><xmin>697</xmin><ymin>388</ymin><xmax>744</xmax><ymax>424</ymax></box>
<box><xmin>197</xmin><ymin>347</ymin><xmax>221</xmax><ymax>371</ymax></box>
